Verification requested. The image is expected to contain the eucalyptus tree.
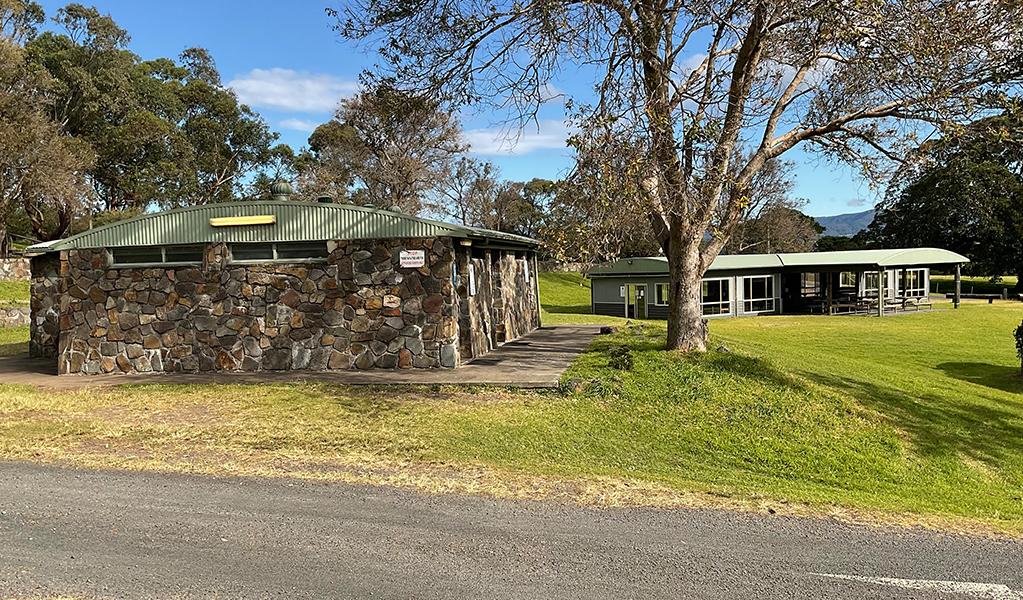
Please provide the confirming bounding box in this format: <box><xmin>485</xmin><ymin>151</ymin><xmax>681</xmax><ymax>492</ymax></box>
<box><xmin>0</xmin><ymin>39</ymin><xmax>93</xmax><ymax>255</ymax></box>
<box><xmin>330</xmin><ymin>84</ymin><xmax>467</xmax><ymax>214</ymax></box>
<box><xmin>333</xmin><ymin>0</ymin><xmax>1023</xmax><ymax>350</ymax></box>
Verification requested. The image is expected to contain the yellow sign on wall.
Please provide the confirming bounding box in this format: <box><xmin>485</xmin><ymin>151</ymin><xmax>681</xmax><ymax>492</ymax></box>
<box><xmin>209</xmin><ymin>215</ymin><xmax>277</xmax><ymax>227</ymax></box>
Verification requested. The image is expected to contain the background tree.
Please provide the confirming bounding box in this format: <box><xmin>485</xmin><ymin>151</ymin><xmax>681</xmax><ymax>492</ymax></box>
<box><xmin>724</xmin><ymin>158</ymin><xmax>822</xmax><ymax>254</ymax></box>
<box><xmin>0</xmin><ymin>39</ymin><xmax>93</xmax><ymax>256</ymax></box>
<box><xmin>326</xmin><ymin>84</ymin><xmax>466</xmax><ymax>214</ymax></box>
<box><xmin>814</xmin><ymin>235</ymin><xmax>869</xmax><ymax>252</ymax></box>
<box><xmin>430</xmin><ymin>157</ymin><xmax>501</xmax><ymax>226</ymax></box>
<box><xmin>23</xmin><ymin>6</ymin><xmax>280</xmax><ymax>215</ymax></box>
<box><xmin>865</xmin><ymin>104</ymin><xmax>1023</xmax><ymax>284</ymax></box>
<box><xmin>335</xmin><ymin>0</ymin><xmax>1023</xmax><ymax>351</ymax></box>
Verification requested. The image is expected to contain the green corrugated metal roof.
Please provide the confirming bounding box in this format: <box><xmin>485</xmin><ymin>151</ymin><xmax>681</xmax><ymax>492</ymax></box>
<box><xmin>26</xmin><ymin>201</ymin><xmax>538</xmax><ymax>252</ymax></box>
<box><xmin>588</xmin><ymin>248</ymin><xmax>969</xmax><ymax>277</ymax></box>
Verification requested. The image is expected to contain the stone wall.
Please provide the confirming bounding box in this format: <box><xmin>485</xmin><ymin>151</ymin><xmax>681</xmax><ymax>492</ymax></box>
<box><xmin>0</xmin><ymin>306</ymin><xmax>30</xmax><ymax>327</ymax></box>
<box><xmin>457</xmin><ymin>250</ymin><xmax>496</xmax><ymax>361</ymax></box>
<box><xmin>29</xmin><ymin>253</ymin><xmax>61</xmax><ymax>358</ymax></box>
<box><xmin>43</xmin><ymin>238</ymin><xmax>463</xmax><ymax>375</ymax></box>
<box><xmin>497</xmin><ymin>253</ymin><xmax>539</xmax><ymax>342</ymax></box>
<box><xmin>0</xmin><ymin>258</ymin><xmax>30</xmax><ymax>281</ymax></box>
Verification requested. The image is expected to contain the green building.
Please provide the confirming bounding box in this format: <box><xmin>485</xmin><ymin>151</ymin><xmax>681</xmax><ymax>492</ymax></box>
<box><xmin>587</xmin><ymin>248</ymin><xmax>969</xmax><ymax>319</ymax></box>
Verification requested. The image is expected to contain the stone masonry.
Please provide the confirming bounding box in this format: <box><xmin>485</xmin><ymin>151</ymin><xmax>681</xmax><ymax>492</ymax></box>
<box><xmin>0</xmin><ymin>258</ymin><xmax>30</xmax><ymax>281</ymax></box>
<box><xmin>31</xmin><ymin>237</ymin><xmax>539</xmax><ymax>375</ymax></box>
<box><xmin>0</xmin><ymin>306</ymin><xmax>30</xmax><ymax>328</ymax></box>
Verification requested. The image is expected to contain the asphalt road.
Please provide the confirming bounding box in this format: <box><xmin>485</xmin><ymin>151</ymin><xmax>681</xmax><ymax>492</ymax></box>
<box><xmin>1</xmin><ymin>462</ymin><xmax>1021</xmax><ymax>600</ymax></box>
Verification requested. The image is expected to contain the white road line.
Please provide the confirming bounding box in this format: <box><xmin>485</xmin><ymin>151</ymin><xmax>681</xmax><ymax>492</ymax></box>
<box><xmin>812</xmin><ymin>573</ymin><xmax>1023</xmax><ymax>600</ymax></box>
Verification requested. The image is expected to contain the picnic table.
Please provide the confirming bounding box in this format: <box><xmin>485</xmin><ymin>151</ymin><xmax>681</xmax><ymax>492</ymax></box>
<box><xmin>945</xmin><ymin>293</ymin><xmax>1000</xmax><ymax>304</ymax></box>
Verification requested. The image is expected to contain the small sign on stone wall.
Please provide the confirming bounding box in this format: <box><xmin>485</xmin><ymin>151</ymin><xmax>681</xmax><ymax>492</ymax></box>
<box><xmin>468</xmin><ymin>263</ymin><xmax>477</xmax><ymax>296</ymax></box>
<box><xmin>399</xmin><ymin>249</ymin><xmax>426</xmax><ymax>268</ymax></box>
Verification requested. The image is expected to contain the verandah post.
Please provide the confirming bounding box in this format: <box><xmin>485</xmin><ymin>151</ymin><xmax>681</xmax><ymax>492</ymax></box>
<box><xmin>954</xmin><ymin>263</ymin><xmax>961</xmax><ymax>309</ymax></box>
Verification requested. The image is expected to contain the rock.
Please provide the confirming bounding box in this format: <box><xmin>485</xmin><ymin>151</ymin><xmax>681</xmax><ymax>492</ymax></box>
<box><xmin>142</xmin><ymin>335</ymin><xmax>161</xmax><ymax>349</ymax></box>
<box><xmin>440</xmin><ymin>344</ymin><xmax>457</xmax><ymax>368</ymax></box>
<box><xmin>716</xmin><ymin>345</ymin><xmax>732</xmax><ymax>354</ymax></box>
<box><xmin>350</xmin><ymin>315</ymin><xmax>373</xmax><ymax>332</ymax></box>
<box><xmin>599</xmin><ymin>325</ymin><xmax>619</xmax><ymax>335</ymax></box>
<box><xmin>292</xmin><ymin>346</ymin><xmax>311</xmax><ymax>369</ymax></box>
<box><xmin>422</xmin><ymin>294</ymin><xmax>444</xmax><ymax>313</ymax></box>
<box><xmin>355</xmin><ymin>351</ymin><xmax>375</xmax><ymax>370</ymax></box>
<box><xmin>398</xmin><ymin>349</ymin><xmax>412</xmax><ymax>369</ymax></box>
<box><xmin>376</xmin><ymin>326</ymin><xmax>399</xmax><ymax>343</ymax></box>
<box><xmin>216</xmin><ymin>349</ymin><xmax>236</xmax><ymax>370</ymax></box>
<box><xmin>377</xmin><ymin>353</ymin><xmax>398</xmax><ymax>369</ymax></box>
<box><xmin>100</xmin><ymin>357</ymin><xmax>116</xmax><ymax>373</ymax></box>
<box><xmin>264</xmin><ymin>348</ymin><xmax>291</xmax><ymax>370</ymax></box>
<box><xmin>116</xmin><ymin>354</ymin><xmax>132</xmax><ymax>372</ymax></box>
<box><xmin>328</xmin><ymin>350</ymin><xmax>350</xmax><ymax>370</ymax></box>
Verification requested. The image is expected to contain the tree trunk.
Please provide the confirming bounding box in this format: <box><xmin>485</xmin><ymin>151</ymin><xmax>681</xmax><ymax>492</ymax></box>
<box><xmin>0</xmin><ymin>217</ymin><xmax>8</xmax><ymax>259</ymax></box>
<box><xmin>665</xmin><ymin>224</ymin><xmax>708</xmax><ymax>352</ymax></box>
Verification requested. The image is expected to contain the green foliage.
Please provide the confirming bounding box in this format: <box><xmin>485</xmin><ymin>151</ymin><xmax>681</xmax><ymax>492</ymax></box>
<box><xmin>814</xmin><ymin>235</ymin><xmax>869</xmax><ymax>252</ymax></box>
<box><xmin>867</xmin><ymin>105</ymin><xmax>1023</xmax><ymax>279</ymax></box>
<box><xmin>14</xmin><ymin>6</ymin><xmax>280</xmax><ymax>216</ymax></box>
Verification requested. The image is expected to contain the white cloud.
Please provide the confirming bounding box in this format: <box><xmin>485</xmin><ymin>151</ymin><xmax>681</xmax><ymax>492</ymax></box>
<box><xmin>279</xmin><ymin>118</ymin><xmax>322</xmax><ymax>132</ymax></box>
<box><xmin>465</xmin><ymin>120</ymin><xmax>572</xmax><ymax>155</ymax></box>
<box><xmin>228</xmin><ymin>68</ymin><xmax>358</xmax><ymax>113</ymax></box>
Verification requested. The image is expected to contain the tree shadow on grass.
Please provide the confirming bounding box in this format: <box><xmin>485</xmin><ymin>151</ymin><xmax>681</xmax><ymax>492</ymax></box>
<box><xmin>935</xmin><ymin>362</ymin><xmax>1023</xmax><ymax>394</ymax></box>
<box><xmin>0</xmin><ymin>340</ymin><xmax>28</xmax><ymax>357</ymax></box>
<box><xmin>800</xmin><ymin>371</ymin><xmax>1023</xmax><ymax>467</ymax></box>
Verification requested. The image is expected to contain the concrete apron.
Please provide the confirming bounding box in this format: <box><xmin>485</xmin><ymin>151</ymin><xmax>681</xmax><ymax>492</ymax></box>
<box><xmin>0</xmin><ymin>325</ymin><xmax>602</xmax><ymax>390</ymax></box>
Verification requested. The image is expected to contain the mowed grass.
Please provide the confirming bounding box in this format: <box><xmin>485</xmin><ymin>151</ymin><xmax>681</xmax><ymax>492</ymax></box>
<box><xmin>931</xmin><ymin>274</ymin><xmax>1018</xmax><ymax>296</ymax></box>
<box><xmin>0</xmin><ymin>280</ymin><xmax>29</xmax><ymax>305</ymax></box>
<box><xmin>0</xmin><ymin>271</ymin><xmax>1021</xmax><ymax>532</ymax></box>
<box><xmin>0</xmin><ymin>327</ymin><xmax>29</xmax><ymax>356</ymax></box>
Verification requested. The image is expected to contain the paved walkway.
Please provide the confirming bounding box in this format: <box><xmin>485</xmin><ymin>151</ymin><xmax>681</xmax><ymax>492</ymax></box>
<box><xmin>0</xmin><ymin>325</ymin><xmax>601</xmax><ymax>390</ymax></box>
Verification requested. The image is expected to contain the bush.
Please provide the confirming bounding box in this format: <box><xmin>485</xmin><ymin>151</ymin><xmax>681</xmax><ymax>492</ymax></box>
<box><xmin>606</xmin><ymin>345</ymin><xmax>634</xmax><ymax>371</ymax></box>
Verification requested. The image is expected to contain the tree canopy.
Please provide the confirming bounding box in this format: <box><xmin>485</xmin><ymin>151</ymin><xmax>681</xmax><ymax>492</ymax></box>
<box><xmin>0</xmin><ymin>1</ymin><xmax>287</xmax><ymax>253</ymax></box>
<box><xmin>333</xmin><ymin>0</ymin><xmax>1023</xmax><ymax>350</ymax></box>
<box><xmin>866</xmin><ymin>104</ymin><xmax>1023</xmax><ymax>281</ymax></box>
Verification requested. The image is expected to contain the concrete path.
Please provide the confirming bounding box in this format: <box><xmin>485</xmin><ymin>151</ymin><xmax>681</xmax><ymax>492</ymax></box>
<box><xmin>0</xmin><ymin>325</ymin><xmax>601</xmax><ymax>389</ymax></box>
<box><xmin>1</xmin><ymin>461</ymin><xmax>1021</xmax><ymax>600</ymax></box>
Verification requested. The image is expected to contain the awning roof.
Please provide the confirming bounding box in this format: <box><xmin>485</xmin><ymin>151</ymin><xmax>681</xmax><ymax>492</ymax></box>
<box><xmin>26</xmin><ymin>201</ymin><xmax>539</xmax><ymax>253</ymax></box>
<box><xmin>588</xmin><ymin>248</ymin><xmax>970</xmax><ymax>277</ymax></box>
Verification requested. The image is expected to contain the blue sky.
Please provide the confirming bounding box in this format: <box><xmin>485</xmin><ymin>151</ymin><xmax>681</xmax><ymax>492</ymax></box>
<box><xmin>34</xmin><ymin>0</ymin><xmax>876</xmax><ymax>217</ymax></box>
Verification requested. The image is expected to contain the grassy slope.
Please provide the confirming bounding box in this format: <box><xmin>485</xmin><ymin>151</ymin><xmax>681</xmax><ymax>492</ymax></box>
<box><xmin>0</xmin><ymin>271</ymin><xmax>1021</xmax><ymax>531</ymax></box>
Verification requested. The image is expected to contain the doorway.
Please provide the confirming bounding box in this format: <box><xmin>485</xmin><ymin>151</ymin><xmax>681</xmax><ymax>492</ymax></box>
<box><xmin>626</xmin><ymin>284</ymin><xmax>648</xmax><ymax>319</ymax></box>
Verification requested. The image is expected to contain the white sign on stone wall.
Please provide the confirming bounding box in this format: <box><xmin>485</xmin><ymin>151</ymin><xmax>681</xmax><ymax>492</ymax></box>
<box><xmin>468</xmin><ymin>263</ymin><xmax>477</xmax><ymax>296</ymax></box>
<box><xmin>399</xmin><ymin>250</ymin><xmax>426</xmax><ymax>268</ymax></box>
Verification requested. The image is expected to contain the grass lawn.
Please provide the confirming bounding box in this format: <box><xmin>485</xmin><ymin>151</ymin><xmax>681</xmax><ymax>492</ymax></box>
<box><xmin>0</xmin><ymin>271</ymin><xmax>1021</xmax><ymax>533</ymax></box>
<box><xmin>931</xmin><ymin>274</ymin><xmax>1018</xmax><ymax>296</ymax></box>
<box><xmin>0</xmin><ymin>280</ymin><xmax>29</xmax><ymax>305</ymax></box>
<box><xmin>0</xmin><ymin>327</ymin><xmax>29</xmax><ymax>356</ymax></box>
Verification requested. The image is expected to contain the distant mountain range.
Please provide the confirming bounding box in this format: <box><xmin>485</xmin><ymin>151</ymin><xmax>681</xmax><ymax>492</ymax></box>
<box><xmin>813</xmin><ymin>209</ymin><xmax>875</xmax><ymax>237</ymax></box>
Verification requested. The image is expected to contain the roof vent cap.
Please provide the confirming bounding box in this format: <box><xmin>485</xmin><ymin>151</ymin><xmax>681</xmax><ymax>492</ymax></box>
<box><xmin>317</xmin><ymin>195</ymin><xmax>333</xmax><ymax>204</ymax></box>
<box><xmin>363</xmin><ymin>203</ymin><xmax>376</xmax><ymax>209</ymax></box>
<box><xmin>270</xmin><ymin>180</ymin><xmax>293</xmax><ymax>201</ymax></box>
<box><xmin>388</xmin><ymin>205</ymin><xmax>403</xmax><ymax>214</ymax></box>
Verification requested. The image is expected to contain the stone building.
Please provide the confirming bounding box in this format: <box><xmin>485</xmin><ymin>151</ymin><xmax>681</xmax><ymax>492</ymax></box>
<box><xmin>27</xmin><ymin>193</ymin><xmax>541</xmax><ymax>375</ymax></box>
